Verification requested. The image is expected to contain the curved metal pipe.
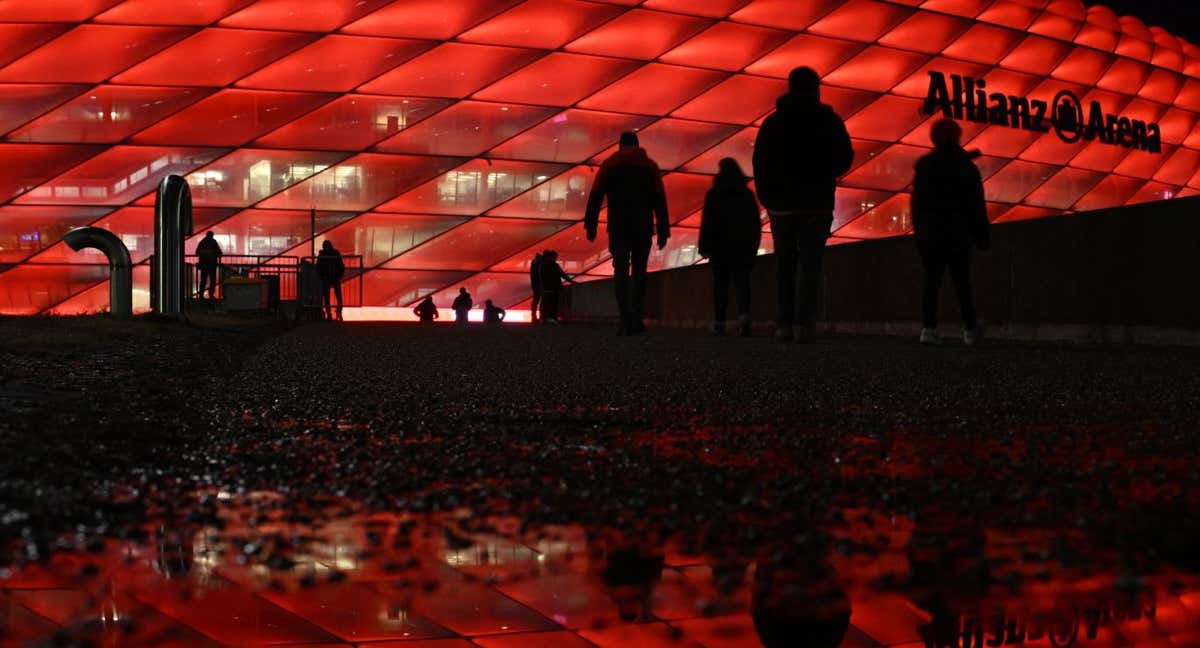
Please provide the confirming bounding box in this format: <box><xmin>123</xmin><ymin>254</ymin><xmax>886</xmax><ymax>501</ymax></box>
<box><xmin>152</xmin><ymin>175</ymin><xmax>193</xmax><ymax>317</ymax></box>
<box><xmin>63</xmin><ymin>227</ymin><xmax>133</xmax><ymax>319</ymax></box>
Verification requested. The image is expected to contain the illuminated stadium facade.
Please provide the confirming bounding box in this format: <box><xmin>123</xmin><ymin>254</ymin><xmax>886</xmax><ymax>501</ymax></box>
<box><xmin>0</xmin><ymin>0</ymin><xmax>1198</xmax><ymax>316</ymax></box>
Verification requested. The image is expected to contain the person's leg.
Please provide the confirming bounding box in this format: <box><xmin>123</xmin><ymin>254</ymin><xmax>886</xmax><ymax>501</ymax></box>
<box><xmin>947</xmin><ymin>250</ymin><xmax>978</xmax><ymax>331</ymax></box>
<box><xmin>197</xmin><ymin>269</ymin><xmax>207</xmax><ymax>300</ymax></box>
<box><xmin>630</xmin><ymin>236</ymin><xmax>652</xmax><ymax>330</ymax></box>
<box><xmin>921</xmin><ymin>250</ymin><xmax>947</xmax><ymax>330</ymax></box>
<box><xmin>544</xmin><ymin>292</ymin><xmax>559</xmax><ymax>321</ymax></box>
<box><xmin>333</xmin><ymin>281</ymin><xmax>343</xmax><ymax>321</ymax></box>
<box><xmin>711</xmin><ymin>261</ymin><xmax>729</xmax><ymax>324</ymax></box>
<box><xmin>531</xmin><ymin>292</ymin><xmax>541</xmax><ymax>323</ymax></box>
<box><xmin>322</xmin><ymin>281</ymin><xmax>333</xmax><ymax>320</ymax></box>
<box><xmin>768</xmin><ymin>215</ymin><xmax>798</xmax><ymax>335</ymax></box>
<box><xmin>794</xmin><ymin>217</ymin><xmax>831</xmax><ymax>334</ymax></box>
<box><xmin>610</xmin><ymin>238</ymin><xmax>633</xmax><ymax>328</ymax></box>
<box><xmin>733</xmin><ymin>263</ymin><xmax>752</xmax><ymax>320</ymax></box>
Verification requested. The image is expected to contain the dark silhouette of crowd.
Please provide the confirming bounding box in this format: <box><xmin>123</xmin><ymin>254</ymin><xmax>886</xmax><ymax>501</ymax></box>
<box><xmin>295</xmin><ymin>65</ymin><xmax>991</xmax><ymax>346</ymax></box>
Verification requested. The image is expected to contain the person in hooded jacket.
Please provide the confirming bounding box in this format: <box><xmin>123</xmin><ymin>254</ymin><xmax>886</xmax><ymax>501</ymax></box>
<box><xmin>911</xmin><ymin>119</ymin><xmax>990</xmax><ymax>346</ymax></box>
<box><xmin>753</xmin><ymin>67</ymin><xmax>854</xmax><ymax>343</ymax></box>
<box><xmin>316</xmin><ymin>240</ymin><xmax>346</xmax><ymax>321</ymax></box>
<box><xmin>451</xmin><ymin>287</ymin><xmax>473</xmax><ymax>324</ymax></box>
<box><xmin>413</xmin><ymin>295</ymin><xmax>439</xmax><ymax>323</ymax></box>
<box><xmin>194</xmin><ymin>231</ymin><xmax>222</xmax><ymax>301</ymax></box>
<box><xmin>584</xmin><ymin>131</ymin><xmax>670</xmax><ymax>336</ymax></box>
<box><xmin>537</xmin><ymin>250</ymin><xmax>574</xmax><ymax>323</ymax></box>
<box><xmin>700</xmin><ymin>158</ymin><xmax>762</xmax><ymax>337</ymax></box>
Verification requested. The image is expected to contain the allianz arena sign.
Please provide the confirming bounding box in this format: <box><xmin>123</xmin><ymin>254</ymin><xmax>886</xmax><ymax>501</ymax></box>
<box><xmin>924</xmin><ymin>71</ymin><xmax>1164</xmax><ymax>153</ymax></box>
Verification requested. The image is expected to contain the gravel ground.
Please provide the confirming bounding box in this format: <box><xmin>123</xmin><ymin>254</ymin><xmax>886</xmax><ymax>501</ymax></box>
<box><xmin>2</xmin><ymin>318</ymin><xmax>1199</xmax><ymax>588</ymax></box>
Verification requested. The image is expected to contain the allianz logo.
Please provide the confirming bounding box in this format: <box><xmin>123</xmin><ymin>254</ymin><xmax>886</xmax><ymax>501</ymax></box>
<box><xmin>921</xmin><ymin>71</ymin><xmax>1164</xmax><ymax>154</ymax></box>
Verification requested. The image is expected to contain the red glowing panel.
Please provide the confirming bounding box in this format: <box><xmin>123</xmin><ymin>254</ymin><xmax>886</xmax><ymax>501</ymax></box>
<box><xmin>1017</xmin><ymin>132</ymin><xmax>1089</xmax><ymax>166</ymax></box>
<box><xmin>984</xmin><ymin>160</ymin><xmax>1057</xmax><ymax>203</ymax></box>
<box><xmin>877</xmin><ymin>11</ymin><xmax>970</xmax><ymax>54</ymax></box>
<box><xmin>0</xmin><ymin>25</ymin><xmax>189</xmax><ymax>84</ymax></box>
<box><xmin>360</xmin><ymin>269</ymin><xmax>471</xmax><ymax>306</ymax></box>
<box><xmin>293</xmin><ymin>213</ymin><xmax>469</xmax><ymax>267</ymax></box>
<box><xmin>900</xmin><ymin>113</ymin><xmax>986</xmax><ymax>147</ymax></box>
<box><xmin>185</xmin><ymin>149</ymin><xmax>351</xmax><ymax>207</ymax></box>
<box><xmin>992</xmin><ymin>204</ymin><xmax>1060</xmax><ymax>223</ymax></box>
<box><xmin>0</xmin><ymin>0</ymin><xmax>120</xmax><ymax>21</ymax></box>
<box><xmin>384</xmin><ymin>218</ymin><xmax>568</xmax><ymax>271</ymax></box>
<box><xmin>458</xmin><ymin>0</ymin><xmax>625</xmax><ymax>50</ymax></box>
<box><xmin>12</xmin><ymin>145</ymin><xmax>221</xmax><ymax>206</ymax></box>
<box><xmin>842</xmin><ymin>144</ymin><xmax>926</xmax><ymax>191</ymax></box>
<box><xmin>237</xmin><ymin>36</ymin><xmax>432</xmax><ymax>92</ymax></box>
<box><xmin>29</xmin><ymin>206</ymin><xmax>235</xmax><ymax>264</ymax></box>
<box><xmin>965</xmin><ymin>124</ymin><xmax>1041</xmax><ymax>158</ymax></box>
<box><xmin>1050</xmin><ymin>48</ymin><xmax>1113</xmax><ymax>86</ymax></box>
<box><xmin>183</xmin><ymin>209</ymin><xmax>355</xmax><ymax>257</ymax></box>
<box><xmin>729</xmin><ymin>0</ymin><xmax>844</xmax><ymax>31</ymax></box>
<box><xmin>1072</xmin><ymin>174</ymin><xmax>1145</xmax><ymax>212</ymax></box>
<box><xmin>578</xmin><ymin>64</ymin><xmax>726</xmax><ymax>116</ymax></box>
<box><xmin>7</xmin><ymin>86</ymin><xmax>212</xmax><ymax>143</ymax></box>
<box><xmin>0</xmin><ymin>264</ymin><xmax>110</xmax><ymax>315</ymax></box>
<box><xmin>376</xmin><ymin>102</ymin><xmax>557</xmax><ymax>157</ymax></box>
<box><xmin>95</xmin><ymin>0</ymin><xmax>253</xmax><ymax>25</ymax></box>
<box><xmin>823</xmin><ymin>46</ymin><xmax>930</xmax><ymax>93</ymax></box>
<box><xmin>1127</xmin><ymin>181</ymin><xmax>1180</xmax><ymax>205</ymax></box>
<box><xmin>743</xmin><ymin>34</ymin><xmax>865</xmax><ymax>78</ymax></box>
<box><xmin>488</xmin><ymin>111</ymin><xmax>655</xmax><ymax>164</ymax></box>
<box><xmin>642</xmin><ymin>0</ymin><xmax>748</xmax><ymax>16</ymax></box>
<box><xmin>1116</xmin><ymin>34</ymin><xmax>1155</xmax><ymax>62</ymax></box>
<box><xmin>590</xmin><ymin>119</ymin><xmax>739</xmax><ymax>170</ymax></box>
<box><xmin>1175</xmin><ymin>79</ymin><xmax>1200</xmax><ymax>112</ymax></box>
<box><xmin>565</xmin><ymin>9</ymin><xmax>710</xmax><ymax>60</ymax></box>
<box><xmin>673</xmin><ymin>76</ymin><xmax>787</xmax><ymax>124</ymax></box>
<box><xmin>832</xmin><ymin>187</ymin><xmax>895</xmax><ymax>230</ymax></box>
<box><xmin>819</xmin><ymin>86</ymin><xmax>884</xmax><ymax>121</ymax></box>
<box><xmin>1139</xmin><ymin>69</ymin><xmax>1184</xmax><ymax>105</ymax></box>
<box><xmin>660</xmin><ymin>23</ymin><xmax>790</xmax><ymax>71</ymax></box>
<box><xmin>44</xmin><ymin>264</ymin><xmax>152</xmax><ymax>315</ymax></box>
<box><xmin>473</xmin><ymin>54</ymin><xmax>641</xmax><ymax>107</ymax></box>
<box><xmin>1114</xmin><ymin>145</ymin><xmax>1174</xmax><ymax>179</ymax></box>
<box><xmin>219</xmin><ymin>0</ymin><xmax>392</xmax><ymax>32</ymax></box>
<box><xmin>646</xmin><ymin>227</ymin><xmax>702</xmax><ymax>272</ymax></box>
<box><xmin>919</xmin><ymin>0</ymin><xmax>988</xmax><ymax>17</ymax></box>
<box><xmin>1152</xmin><ymin>148</ymin><xmax>1200</xmax><ymax>186</ymax></box>
<box><xmin>360</xmin><ymin>43</ymin><xmax>542</xmax><ymax>99</ymax></box>
<box><xmin>1069</xmin><ymin>139</ymin><xmax>1134</xmax><ymax>173</ymax></box>
<box><xmin>1152</xmin><ymin>47</ymin><xmax>1185</xmax><ymax>74</ymax></box>
<box><xmin>808</xmin><ymin>0</ymin><xmax>914</xmax><ymax>43</ymax></box>
<box><xmin>377</xmin><ymin>159</ymin><xmax>571</xmax><ymax>216</ymax></box>
<box><xmin>132</xmin><ymin>90</ymin><xmax>334</xmax><ymax>146</ymax></box>
<box><xmin>977</xmin><ymin>0</ymin><xmax>1038</xmax><ymax>30</ymax></box>
<box><xmin>942</xmin><ymin>24</ymin><xmax>1025</xmax><ymax>64</ymax></box>
<box><xmin>0</xmin><ymin>144</ymin><xmax>103</xmax><ymax>202</ymax></box>
<box><xmin>999</xmin><ymin>35</ymin><xmax>1072</xmax><ymax>74</ymax></box>
<box><xmin>681</xmin><ymin>128</ymin><xmax>758</xmax><ymax>175</ymax></box>
<box><xmin>1157</xmin><ymin>109</ymin><xmax>1198</xmax><ymax>146</ymax></box>
<box><xmin>844</xmin><ymin>95</ymin><xmax>928</xmax><ymax>142</ymax></box>
<box><xmin>0</xmin><ymin>206</ymin><xmax>110</xmax><ymax>263</ymax></box>
<box><xmin>834</xmin><ymin>193</ymin><xmax>911</xmax><ymax>238</ymax></box>
<box><xmin>1074</xmin><ymin>24</ymin><xmax>1118</xmax><ymax>51</ymax></box>
<box><xmin>257</xmin><ymin>154</ymin><xmax>463</xmax><ymax>212</ymax></box>
<box><xmin>0</xmin><ymin>24</ymin><xmax>70</xmax><ymax>69</ymax></box>
<box><xmin>662</xmin><ymin>173</ymin><xmax>719</xmax><ymax>224</ymax></box>
<box><xmin>1022</xmin><ymin>166</ymin><xmax>1104</xmax><ymax>209</ymax></box>
<box><xmin>255</xmin><ymin>95</ymin><xmax>451</xmax><ymax>151</ymax></box>
<box><xmin>113</xmin><ymin>29</ymin><xmax>317</xmax><ymax>87</ymax></box>
<box><xmin>0</xmin><ymin>85</ymin><xmax>89</xmax><ymax>136</ymax></box>
<box><xmin>490</xmin><ymin>223</ymin><xmax>609</xmax><ymax>274</ymax></box>
<box><xmin>1027</xmin><ymin>12</ymin><xmax>1080</xmax><ymax>41</ymax></box>
<box><xmin>486</xmin><ymin>166</ymin><xmax>596</xmax><ymax>221</ymax></box>
<box><xmin>341</xmin><ymin>0</ymin><xmax>521</xmax><ymax>40</ymax></box>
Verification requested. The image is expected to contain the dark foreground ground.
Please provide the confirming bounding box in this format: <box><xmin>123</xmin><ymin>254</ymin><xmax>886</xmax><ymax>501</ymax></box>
<box><xmin>1</xmin><ymin>317</ymin><xmax>1198</xmax><ymax>646</ymax></box>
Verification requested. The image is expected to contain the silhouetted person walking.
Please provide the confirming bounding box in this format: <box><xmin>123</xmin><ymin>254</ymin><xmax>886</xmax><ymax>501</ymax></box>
<box><xmin>194</xmin><ymin>231</ymin><xmax>222</xmax><ymax>300</ymax></box>
<box><xmin>585</xmin><ymin>131</ymin><xmax>670</xmax><ymax>336</ymax></box>
<box><xmin>911</xmin><ymin>119</ymin><xmax>990</xmax><ymax>346</ymax></box>
<box><xmin>537</xmin><ymin>250</ymin><xmax>573</xmax><ymax>323</ymax></box>
<box><xmin>316</xmin><ymin>240</ymin><xmax>345</xmax><ymax>321</ymax></box>
<box><xmin>414</xmin><ymin>295</ymin><xmax>438</xmax><ymax>323</ymax></box>
<box><xmin>529</xmin><ymin>252</ymin><xmax>543</xmax><ymax>323</ymax></box>
<box><xmin>483</xmin><ymin>299</ymin><xmax>506</xmax><ymax>324</ymax></box>
<box><xmin>753</xmin><ymin>67</ymin><xmax>854</xmax><ymax>343</ymax></box>
<box><xmin>452</xmin><ymin>287</ymin><xmax>473</xmax><ymax>324</ymax></box>
<box><xmin>700</xmin><ymin>158</ymin><xmax>761</xmax><ymax>337</ymax></box>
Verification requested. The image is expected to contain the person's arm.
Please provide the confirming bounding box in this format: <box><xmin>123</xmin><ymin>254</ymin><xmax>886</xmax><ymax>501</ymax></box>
<box><xmin>652</xmin><ymin>165</ymin><xmax>669</xmax><ymax>249</ymax></box>
<box><xmin>584</xmin><ymin>165</ymin><xmax>608</xmax><ymax>241</ymax></box>
<box><xmin>745</xmin><ymin>191</ymin><xmax>762</xmax><ymax>254</ymax></box>
<box><xmin>498</xmin><ymin>309</ymin><xmax>505</xmax><ymax>321</ymax></box>
<box><xmin>751</xmin><ymin>119</ymin><xmax>774</xmax><ymax>182</ymax></box>
<box><xmin>830</xmin><ymin>113</ymin><xmax>855</xmax><ymax>178</ymax></box>
<box><xmin>910</xmin><ymin>161</ymin><xmax>927</xmax><ymax>243</ymax></box>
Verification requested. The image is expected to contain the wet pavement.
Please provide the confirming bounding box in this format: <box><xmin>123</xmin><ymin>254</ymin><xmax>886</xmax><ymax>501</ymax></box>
<box><xmin>1</xmin><ymin>318</ymin><xmax>1199</xmax><ymax>647</ymax></box>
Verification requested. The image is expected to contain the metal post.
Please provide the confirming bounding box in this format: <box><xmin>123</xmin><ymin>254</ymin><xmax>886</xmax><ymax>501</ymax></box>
<box><xmin>63</xmin><ymin>227</ymin><xmax>133</xmax><ymax>318</ymax></box>
<box><xmin>152</xmin><ymin>175</ymin><xmax>193</xmax><ymax>317</ymax></box>
<box><xmin>310</xmin><ymin>207</ymin><xmax>316</xmax><ymax>259</ymax></box>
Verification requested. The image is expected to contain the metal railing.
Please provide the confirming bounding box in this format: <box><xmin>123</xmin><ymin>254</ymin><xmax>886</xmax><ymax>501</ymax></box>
<box><xmin>183</xmin><ymin>255</ymin><xmax>363</xmax><ymax>308</ymax></box>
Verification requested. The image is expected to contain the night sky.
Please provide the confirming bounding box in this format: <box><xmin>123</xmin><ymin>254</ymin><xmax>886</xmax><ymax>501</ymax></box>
<box><xmin>1087</xmin><ymin>0</ymin><xmax>1200</xmax><ymax>44</ymax></box>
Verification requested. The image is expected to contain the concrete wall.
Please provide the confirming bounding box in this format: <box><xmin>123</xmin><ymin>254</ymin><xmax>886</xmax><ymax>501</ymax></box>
<box><xmin>566</xmin><ymin>196</ymin><xmax>1200</xmax><ymax>344</ymax></box>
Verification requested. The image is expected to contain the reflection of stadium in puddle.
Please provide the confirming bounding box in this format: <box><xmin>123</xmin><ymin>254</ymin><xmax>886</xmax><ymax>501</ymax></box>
<box><xmin>1</xmin><ymin>493</ymin><xmax>1195</xmax><ymax>647</ymax></box>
